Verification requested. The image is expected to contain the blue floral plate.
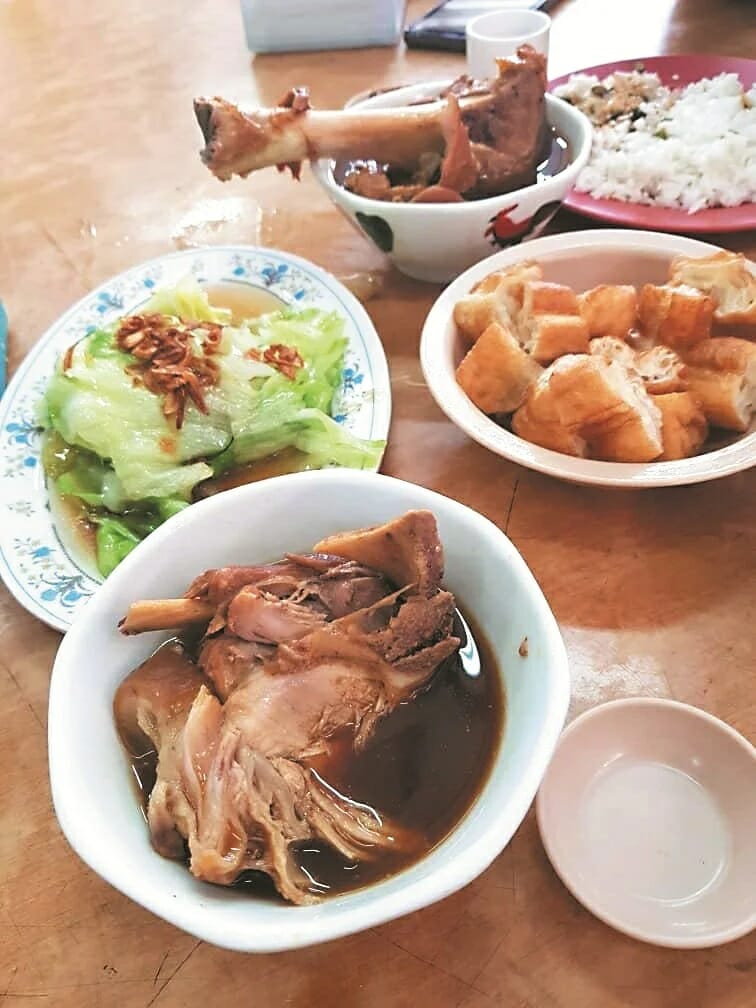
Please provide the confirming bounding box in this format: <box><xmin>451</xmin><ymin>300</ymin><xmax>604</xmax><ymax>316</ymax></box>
<box><xmin>0</xmin><ymin>246</ymin><xmax>391</xmax><ymax>632</ymax></box>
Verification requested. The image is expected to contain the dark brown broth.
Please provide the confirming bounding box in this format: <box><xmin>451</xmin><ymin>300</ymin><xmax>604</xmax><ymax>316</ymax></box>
<box><xmin>335</xmin><ymin>129</ymin><xmax>570</xmax><ymax>199</ymax></box>
<box><xmin>122</xmin><ymin>611</ymin><xmax>504</xmax><ymax>900</ymax></box>
<box><xmin>295</xmin><ymin>615</ymin><xmax>503</xmax><ymax>894</ymax></box>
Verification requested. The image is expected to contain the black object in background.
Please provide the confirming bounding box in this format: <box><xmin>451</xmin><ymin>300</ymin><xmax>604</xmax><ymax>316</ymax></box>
<box><xmin>405</xmin><ymin>0</ymin><xmax>551</xmax><ymax>53</ymax></box>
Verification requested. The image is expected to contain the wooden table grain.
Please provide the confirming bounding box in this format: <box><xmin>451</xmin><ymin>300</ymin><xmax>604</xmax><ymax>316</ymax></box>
<box><xmin>0</xmin><ymin>1</ymin><xmax>754</xmax><ymax>1005</ymax></box>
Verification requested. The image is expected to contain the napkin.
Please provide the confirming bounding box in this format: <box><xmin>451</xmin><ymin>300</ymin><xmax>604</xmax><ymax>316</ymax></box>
<box><xmin>239</xmin><ymin>0</ymin><xmax>405</xmax><ymax>52</ymax></box>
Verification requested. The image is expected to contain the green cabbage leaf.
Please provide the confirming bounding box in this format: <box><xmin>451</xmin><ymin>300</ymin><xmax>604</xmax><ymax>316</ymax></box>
<box><xmin>42</xmin><ymin>280</ymin><xmax>382</xmax><ymax>575</ymax></box>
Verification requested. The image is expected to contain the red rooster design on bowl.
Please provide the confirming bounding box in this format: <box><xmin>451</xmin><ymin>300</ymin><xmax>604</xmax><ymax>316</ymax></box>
<box><xmin>485</xmin><ymin>201</ymin><xmax>563</xmax><ymax>249</ymax></box>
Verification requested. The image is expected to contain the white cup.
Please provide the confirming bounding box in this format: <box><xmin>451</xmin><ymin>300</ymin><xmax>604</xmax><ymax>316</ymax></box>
<box><xmin>466</xmin><ymin>9</ymin><xmax>550</xmax><ymax>81</ymax></box>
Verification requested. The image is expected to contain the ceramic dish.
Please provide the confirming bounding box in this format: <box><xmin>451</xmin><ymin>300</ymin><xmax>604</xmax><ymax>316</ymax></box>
<box><xmin>420</xmin><ymin>229</ymin><xmax>756</xmax><ymax>488</ymax></box>
<box><xmin>48</xmin><ymin>469</ymin><xmax>569</xmax><ymax>952</ymax></box>
<box><xmin>550</xmin><ymin>55</ymin><xmax>756</xmax><ymax>233</ymax></box>
<box><xmin>312</xmin><ymin>85</ymin><xmax>592</xmax><ymax>284</ymax></box>
<box><xmin>0</xmin><ymin>246</ymin><xmax>391</xmax><ymax>632</ymax></box>
<box><xmin>536</xmin><ymin>698</ymin><xmax>756</xmax><ymax>948</ymax></box>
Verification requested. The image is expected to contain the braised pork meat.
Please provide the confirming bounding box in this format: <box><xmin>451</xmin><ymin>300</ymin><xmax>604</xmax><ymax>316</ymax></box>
<box><xmin>114</xmin><ymin>511</ymin><xmax>461</xmax><ymax>904</ymax></box>
<box><xmin>195</xmin><ymin>46</ymin><xmax>549</xmax><ymax>203</ymax></box>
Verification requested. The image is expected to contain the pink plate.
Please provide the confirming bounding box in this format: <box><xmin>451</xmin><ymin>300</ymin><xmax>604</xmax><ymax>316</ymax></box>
<box><xmin>549</xmin><ymin>54</ymin><xmax>756</xmax><ymax>233</ymax></box>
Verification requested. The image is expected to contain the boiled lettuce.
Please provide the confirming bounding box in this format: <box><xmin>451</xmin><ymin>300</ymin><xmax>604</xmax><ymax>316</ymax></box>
<box><xmin>42</xmin><ymin>280</ymin><xmax>382</xmax><ymax>575</ymax></box>
<box><xmin>94</xmin><ymin>500</ymin><xmax>189</xmax><ymax>577</ymax></box>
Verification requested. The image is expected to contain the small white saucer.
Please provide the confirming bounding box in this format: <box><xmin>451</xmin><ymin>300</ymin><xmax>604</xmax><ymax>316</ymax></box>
<box><xmin>536</xmin><ymin>698</ymin><xmax>756</xmax><ymax>948</ymax></box>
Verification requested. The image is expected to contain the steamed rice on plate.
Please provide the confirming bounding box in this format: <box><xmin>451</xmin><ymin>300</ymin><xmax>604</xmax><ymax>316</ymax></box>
<box><xmin>554</xmin><ymin>70</ymin><xmax>756</xmax><ymax>213</ymax></box>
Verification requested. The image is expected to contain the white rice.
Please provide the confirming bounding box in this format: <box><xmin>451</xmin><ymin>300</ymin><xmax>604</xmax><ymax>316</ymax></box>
<box><xmin>554</xmin><ymin>71</ymin><xmax>756</xmax><ymax>212</ymax></box>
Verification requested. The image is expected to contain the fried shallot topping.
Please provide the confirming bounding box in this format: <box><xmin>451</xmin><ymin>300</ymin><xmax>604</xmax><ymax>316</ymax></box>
<box><xmin>246</xmin><ymin>343</ymin><xmax>304</xmax><ymax>380</ymax></box>
<box><xmin>115</xmin><ymin>313</ymin><xmax>223</xmax><ymax>429</ymax></box>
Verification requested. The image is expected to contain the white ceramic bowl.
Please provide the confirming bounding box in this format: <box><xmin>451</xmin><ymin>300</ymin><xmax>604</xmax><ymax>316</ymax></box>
<box><xmin>537</xmin><ymin>699</ymin><xmax>756</xmax><ymax>948</ymax></box>
<box><xmin>421</xmin><ymin>229</ymin><xmax>756</xmax><ymax>488</ymax></box>
<box><xmin>312</xmin><ymin>84</ymin><xmax>592</xmax><ymax>283</ymax></box>
<box><xmin>48</xmin><ymin>469</ymin><xmax>569</xmax><ymax>952</ymax></box>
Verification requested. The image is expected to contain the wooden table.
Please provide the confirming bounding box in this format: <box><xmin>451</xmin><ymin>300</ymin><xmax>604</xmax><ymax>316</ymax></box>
<box><xmin>1</xmin><ymin>1</ymin><xmax>754</xmax><ymax>1004</ymax></box>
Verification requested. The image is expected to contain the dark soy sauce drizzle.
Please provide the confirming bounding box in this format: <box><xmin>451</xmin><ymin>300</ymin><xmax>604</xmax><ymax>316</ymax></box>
<box><xmin>122</xmin><ymin>611</ymin><xmax>504</xmax><ymax>901</ymax></box>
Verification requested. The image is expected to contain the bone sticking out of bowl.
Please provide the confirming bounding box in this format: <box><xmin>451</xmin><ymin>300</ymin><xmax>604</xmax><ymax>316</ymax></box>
<box><xmin>195</xmin><ymin>95</ymin><xmax>449</xmax><ymax>179</ymax></box>
<box><xmin>194</xmin><ymin>46</ymin><xmax>548</xmax><ymax>200</ymax></box>
<box><xmin>119</xmin><ymin>597</ymin><xmax>216</xmax><ymax>634</ymax></box>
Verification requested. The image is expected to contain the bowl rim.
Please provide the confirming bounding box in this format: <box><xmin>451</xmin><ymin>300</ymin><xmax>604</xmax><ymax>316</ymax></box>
<box><xmin>311</xmin><ymin>86</ymin><xmax>592</xmax><ymax>214</ymax></box>
<box><xmin>420</xmin><ymin>228</ymin><xmax>756</xmax><ymax>489</ymax></box>
<box><xmin>48</xmin><ymin>469</ymin><xmax>570</xmax><ymax>952</ymax></box>
<box><xmin>535</xmin><ymin>696</ymin><xmax>756</xmax><ymax>948</ymax></box>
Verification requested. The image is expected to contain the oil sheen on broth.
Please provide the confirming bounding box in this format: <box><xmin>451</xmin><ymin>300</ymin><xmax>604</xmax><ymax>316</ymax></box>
<box><xmin>121</xmin><ymin>612</ymin><xmax>504</xmax><ymax>900</ymax></box>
